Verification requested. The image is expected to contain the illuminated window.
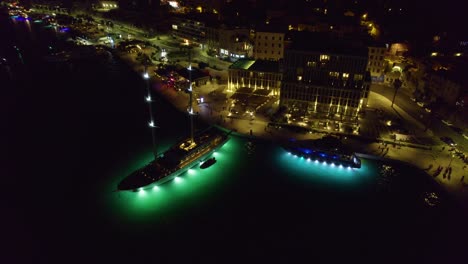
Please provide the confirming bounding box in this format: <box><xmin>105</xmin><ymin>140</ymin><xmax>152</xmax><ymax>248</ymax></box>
<box><xmin>354</xmin><ymin>74</ymin><xmax>363</xmax><ymax>81</ymax></box>
<box><xmin>342</xmin><ymin>73</ymin><xmax>349</xmax><ymax>79</ymax></box>
<box><xmin>329</xmin><ymin>71</ymin><xmax>339</xmax><ymax>78</ymax></box>
<box><xmin>307</xmin><ymin>61</ymin><xmax>316</xmax><ymax>67</ymax></box>
<box><xmin>320</xmin><ymin>54</ymin><xmax>330</xmax><ymax>61</ymax></box>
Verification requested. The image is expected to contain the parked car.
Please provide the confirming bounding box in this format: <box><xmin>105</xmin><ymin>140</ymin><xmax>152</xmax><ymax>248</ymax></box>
<box><xmin>440</xmin><ymin>136</ymin><xmax>457</xmax><ymax>146</ymax></box>
<box><xmin>450</xmin><ymin>126</ymin><xmax>463</xmax><ymax>135</ymax></box>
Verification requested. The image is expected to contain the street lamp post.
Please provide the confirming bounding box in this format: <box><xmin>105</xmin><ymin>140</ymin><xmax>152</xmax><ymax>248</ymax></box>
<box><xmin>186</xmin><ymin>46</ymin><xmax>195</xmax><ymax>143</ymax></box>
<box><xmin>391</xmin><ymin>78</ymin><xmax>402</xmax><ymax>108</ymax></box>
<box><xmin>448</xmin><ymin>154</ymin><xmax>454</xmax><ymax>168</ymax></box>
<box><xmin>143</xmin><ymin>68</ymin><xmax>158</xmax><ymax>159</ymax></box>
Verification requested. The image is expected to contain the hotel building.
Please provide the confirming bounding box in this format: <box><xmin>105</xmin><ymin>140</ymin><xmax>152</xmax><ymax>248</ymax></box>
<box><xmin>280</xmin><ymin>33</ymin><xmax>370</xmax><ymax>123</ymax></box>
<box><xmin>253</xmin><ymin>30</ymin><xmax>285</xmax><ymax>61</ymax></box>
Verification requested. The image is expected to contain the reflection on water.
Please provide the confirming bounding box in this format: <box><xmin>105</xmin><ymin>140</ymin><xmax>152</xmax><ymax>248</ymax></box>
<box><xmin>424</xmin><ymin>191</ymin><xmax>440</xmax><ymax>207</ymax></box>
<box><xmin>244</xmin><ymin>140</ymin><xmax>256</xmax><ymax>156</ymax></box>
<box><xmin>376</xmin><ymin>164</ymin><xmax>397</xmax><ymax>193</ymax></box>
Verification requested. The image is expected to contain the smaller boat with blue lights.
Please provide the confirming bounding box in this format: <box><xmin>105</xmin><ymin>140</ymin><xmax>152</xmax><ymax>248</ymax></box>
<box><xmin>283</xmin><ymin>136</ymin><xmax>361</xmax><ymax>169</ymax></box>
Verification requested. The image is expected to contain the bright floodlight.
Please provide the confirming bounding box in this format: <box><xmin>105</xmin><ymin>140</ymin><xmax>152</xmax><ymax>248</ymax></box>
<box><xmin>146</xmin><ymin>95</ymin><xmax>151</xmax><ymax>102</ymax></box>
<box><xmin>153</xmin><ymin>186</ymin><xmax>159</xmax><ymax>191</ymax></box>
<box><xmin>149</xmin><ymin>120</ymin><xmax>155</xmax><ymax>127</ymax></box>
<box><xmin>143</xmin><ymin>72</ymin><xmax>149</xmax><ymax>79</ymax></box>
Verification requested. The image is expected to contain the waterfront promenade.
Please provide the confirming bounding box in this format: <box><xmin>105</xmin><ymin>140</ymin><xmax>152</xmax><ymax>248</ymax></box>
<box><xmin>39</xmin><ymin>7</ymin><xmax>466</xmax><ymax>207</ymax></box>
<box><xmin>113</xmin><ymin>44</ymin><xmax>468</xmax><ymax>206</ymax></box>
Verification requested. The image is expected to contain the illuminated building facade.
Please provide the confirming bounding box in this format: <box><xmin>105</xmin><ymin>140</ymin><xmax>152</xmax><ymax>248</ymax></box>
<box><xmin>171</xmin><ymin>16</ymin><xmax>207</xmax><ymax>43</ymax></box>
<box><xmin>280</xmin><ymin>33</ymin><xmax>370</xmax><ymax>123</ymax></box>
<box><xmin>253</xmin><ymin>31</ymin><xmax>285</xmax><ymax>61</ymax></box>
<box><xmin>367</xmin><ymin>45</ymin><xmax>387</xmax><ymax>82</ymax></box>
<box><xmin>206</xmin><ymin>26</ymin><xmax>251</xmax><ymax>59</ymax></box>
<box><xmin>228</xmin><ymin>59</ymin><xmax>281</xmax><ymax>95</ymax></box>
<box><xmin>94</xmin><ymin>1</ymin><xmax>119</xmax><ymax>11</ymax></box>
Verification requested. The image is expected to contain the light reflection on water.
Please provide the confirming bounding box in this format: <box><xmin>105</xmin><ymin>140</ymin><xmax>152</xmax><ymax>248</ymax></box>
<box><xmin>105</xmin><ymin>134</ymin><xmax>448</xmax><ymax>225</ymax></box>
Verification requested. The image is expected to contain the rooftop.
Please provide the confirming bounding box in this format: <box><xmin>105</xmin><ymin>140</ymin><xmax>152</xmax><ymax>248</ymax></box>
<box><xmin>229</xmin><ymin>59</ymin><xmax>256</xmax><ymax>70</ymax></box>
<box><xmin>286</xmin><ymin>31</ymin><xmax>369</xmax><ymax>57</ymax></box>
<box><xmin>229</xmin><ymin>59</ymin><xmax>280</xmax><ymax>73</ymax></box>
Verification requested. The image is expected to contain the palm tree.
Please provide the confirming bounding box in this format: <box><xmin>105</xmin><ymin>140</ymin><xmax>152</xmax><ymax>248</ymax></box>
<box><xmin>137</xmin><ymin>53</ymin><xmax>152</xmax><ymax>67</ymax></box>
<box><xmin>391</xmin><ymin>78</ymin><xmax>403</xmax><ymax>108</ymax></box>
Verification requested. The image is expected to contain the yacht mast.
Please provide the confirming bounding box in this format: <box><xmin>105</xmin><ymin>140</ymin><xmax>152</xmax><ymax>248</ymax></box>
<box><xmin>144</xmin><ymin>66</ymin><xmax>158</xmax><ymax>159</ymax></box>
<box><xmin>187</xmin><ymin>46</ymin><xmax>194</xmax><ymax>143</ymax></box>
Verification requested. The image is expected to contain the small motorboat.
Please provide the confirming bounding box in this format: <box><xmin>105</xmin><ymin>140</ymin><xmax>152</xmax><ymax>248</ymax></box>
<box><xmin>200</xmin><ymin>157</ymin><xmax>216</xmax><ymax>169</ymax></box>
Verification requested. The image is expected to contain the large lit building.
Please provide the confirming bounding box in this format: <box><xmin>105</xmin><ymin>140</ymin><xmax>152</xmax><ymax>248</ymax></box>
<box><xmin>205</xmin><ymin>25</ymin><xmax>251</xmax><ymax>59</ymax></box>
<box><xmin>228</xmin><ymin>59</ymin><xmax>281</xmax><ymax>96</ymax></box>
<box><xmin>367</xmin><ymin>45</ymin><xmax>387</xmax><ymax>82</ymax></box>
<box><xmin>171</xmin><ymin>15</ymin><xmax>208</xmax><ymax>43</ymax></box>
<box><xmin>253</xmin><ymin>29</ymin><xmax>285</xmax><ymax>61</ymax></box>
<box><xmin>280</xmin><ymin>32</ymin><xmax>370</xmax><ymax>124</ymax></box>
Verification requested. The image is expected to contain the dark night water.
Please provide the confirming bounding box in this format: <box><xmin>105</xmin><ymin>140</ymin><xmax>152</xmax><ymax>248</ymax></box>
<box><xmin>3</xmin><ymin>14</ymin><xmax>467</xmax><ymax>264</ymax></box>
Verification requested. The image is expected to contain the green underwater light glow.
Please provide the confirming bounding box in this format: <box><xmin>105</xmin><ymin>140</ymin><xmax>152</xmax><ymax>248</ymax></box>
<box><xmin>105</xmin><ymin>136</ymin><xmax>245</xmax><ymax>222</ymax></box>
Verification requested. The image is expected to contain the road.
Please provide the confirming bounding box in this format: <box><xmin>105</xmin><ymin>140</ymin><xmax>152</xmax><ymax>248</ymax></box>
<box><xmin>371</xmin><ymin>84</ymin><xmax>467</xmax><ymax>152</ymax></box>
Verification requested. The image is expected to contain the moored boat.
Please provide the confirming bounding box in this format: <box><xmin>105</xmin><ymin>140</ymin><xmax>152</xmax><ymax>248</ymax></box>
<box><xmin>283</xmin><ymin>136</ymin><xmax>361</xmax><ymax>169</ymax></box>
